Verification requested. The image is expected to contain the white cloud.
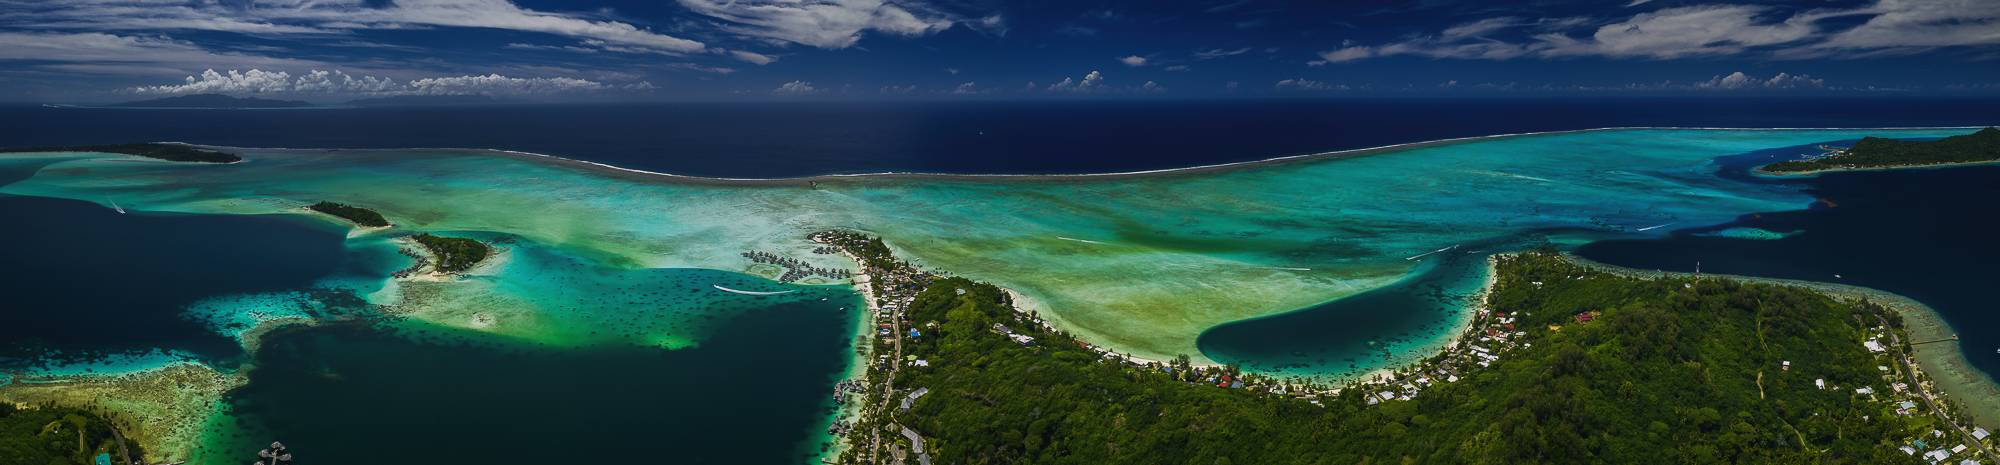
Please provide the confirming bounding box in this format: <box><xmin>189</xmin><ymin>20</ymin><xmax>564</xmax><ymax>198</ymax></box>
<box><xmin>127</xmin><ymin>68</ymin><xmax>621</xmax><ymax>96</ymax></box>
<box><xmin>728</xmin><ymin>50</ymin><xmax>778</xmax><ymax>65</ymax></box>
<box><xmin>1316</xmin><ymin>45</ymin><xmax>1375</xmax><ymax>63</ymax></box>
<box><xmin>951</xmin><ymin>81</ymin><xmax>980</xmax><ymax>94</ymax></box>
<box><xmin>1541</xmin><ymin>5</ymin><xmax>1815</xmax><ymax>58</ymax></box>
<box><xmin>945</xmin><ymin>67</ymin><xmax>961</xmax><ymax>75</ymax></box>
<box><xmin>1697</xmin><ymin>71</ymin><xmax>1825</xmax><ymax>89</ymax></box>
<box><xmin>0</xmin><ymin>32</ymin><xmax>328</xmax><ymax>76</ymax></box>
<box><xmin>6</xmin><ymin>0</ymin><xmax>705</xmax><ymax>54</ymax></box>
<box><xmin>881</xmin><ymin>84</ymin><xmax>918</xmax><ymax>94</ymax></box>
<box><xmin>406</xmin><ymin>73</ymin><xmax>607</xmax><ymax>95</ymax></box>
<box><xmin>667</xmin><ymin>63</ymin><xmax>738</xmax><ymax>74</ymax></box>
<box><xmin>675</xmin><ymin>0</ymin><xmax>972</xmax><ymax>49</ymax></box>
<box><xmin>1803</xmin><ymin>0</ymin><xmax>2000</xmax><ymax>54</ymax></box>
<box><xmin>1315</xmin><ymin>1</ymin><xmax>2000</xmax><ymax>63</ymax></box>
<box><xmin>1193</xmin><ymin>47</ymin><xmax>1252</xmax><ymax>60</ymax></box>
<box><xmin>1163</xmin><ymin>65</ymin><xmax>1190</xmax><ymax>72</ymax></box>
<box><xmin>1118</xmin><ymin>55</ymin><xmax>1148</xmax><ymax>67</ymax></box>
<box><xmin>1139</xmin><ymin>81</ymin><xmax>1165</xmax><ymax>93</ymax></box>
<box><xmin>1046</xmin><ymin>70</ymin><xmax>1105</xmax><ymax>93</ymax></box>
<box><xmin>1275</xmin><ymin>78</ymin><xmax>1344</xmax><ymax>91</ymax></box>
<box><xmin>772</xmin><ymin>80</ymin><xmax>819</xmax><ymax>95</ymax></box>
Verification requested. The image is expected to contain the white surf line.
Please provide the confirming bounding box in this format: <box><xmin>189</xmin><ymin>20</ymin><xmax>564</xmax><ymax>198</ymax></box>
<box><xmin>1055</xmin><ymin>236</ymin><xmax>1106</xmax><ymax>245</ymax></box>
<box><xmin>164</xmin><ymin>125</ymin><xmax>1997</xmax><ymax>183</ymax></box>
<box><xmin>712</xmin><ymin>284</ymin><xmax>796</xmax><ymax>296</ymax></box>
<box><xmin>1261</xmin><ymin>266</ymin><xmax>1313</xmax><ymax>271</ymax></box>
<box><xmin>1405</xmin><ymin>244</ymin><xmax>1460</xmax><ymax>261</ymax></box>
<box><xmin>1635</xmin><ymin>222</ymin><xmax>1675</xmax><ymax>232</ymax></box>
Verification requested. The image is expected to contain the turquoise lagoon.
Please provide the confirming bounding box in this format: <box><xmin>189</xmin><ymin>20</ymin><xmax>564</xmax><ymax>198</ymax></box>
<box><xmin>4</xmin><ymin>127</ymin><xmax>1992</xmax><ymax>460</ymax></box>
<box><xmin>0</xmin><ymin>128</ymin><xmax>1983</xmax><ymax>364</ymax></box>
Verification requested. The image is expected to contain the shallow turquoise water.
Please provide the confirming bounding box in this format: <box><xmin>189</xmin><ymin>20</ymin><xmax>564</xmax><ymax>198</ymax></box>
<box><xmin>5</xmin><ymin>127</ymin><xmax>1997</xmax><ymax>462</ymax></box>
<box><xmin>0</xmin><ymin>128</ymin><xmax>1983</xmax><ymax>366</ymax></box>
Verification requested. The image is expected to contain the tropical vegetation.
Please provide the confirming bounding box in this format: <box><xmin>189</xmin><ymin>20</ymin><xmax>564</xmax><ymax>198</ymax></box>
<box><xmin>308</xmin><ymin>201</ymin><xmax>390</xmax><ymax>227</ymax></box>
<box><xmin>1765</xmin><ymin>127</ymin><xmax>2000</xmax><ymax>173</ymax></box>
<box><xmin>875</xmin><ymin>251</ymin><xmax>1935</xmax><ymax>464</ymax></box>
<box><xmin>411</xmin><ymin>233</ymin><xmax>489</xmax><ymax>273</ymax></box>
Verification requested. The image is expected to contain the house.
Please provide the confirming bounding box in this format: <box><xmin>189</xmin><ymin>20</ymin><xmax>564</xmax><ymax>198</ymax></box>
<box><xmin>1901</xmin><ymin>401</ymin><xmax>1919</xmax><ymax>410</ymax></box>
<box><xmin>1950</xmin><ymin>444</ymin><xmax>1967</xmax><ymax>454</ymax></box>
<box><xmin>1866</xmin><ymin>340</ymin><xmax>1886</xmax><ymax>353</ymax></box>
<box><xmin>1925</xmin><ymin>449</ymin><xmax>1949</xmax><ymax>463</ymax></box>
<box><xmin>1901</xmin><ymin>446</ymin><xmax>1917</xmax><ymax>455</ymax></box>
<box><xmin>1973</xmin><ymin>427</ymin><xmax>1990</xmax><ymax>440</ymax></box>
<box><xmin>1009</xmin><ymin>334</ymin><xmax>1036</xmax><ymax>345</ymax></box>
<box><xmin>1815</xmin><ymin>379</ymin><xmax>1826</xmax><ymax>390</ymax></box>
<box><xmin>1856</xmin><ymin>387</ymin><xmax>1874</xmax><ymax>395</ymax></box>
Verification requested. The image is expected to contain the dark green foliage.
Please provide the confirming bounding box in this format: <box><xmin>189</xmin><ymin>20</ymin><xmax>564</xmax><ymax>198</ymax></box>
<box><xmin>1766</xmin><ymin>127</ymin><xmax>2000</xmax><ymax>172</ymax></box>
<box><xmin>0</xmin><ymin>405</ymin><xmax>131</xmax><ymax>465</ymax></box>
<box><xmin>889</xmin><ymin>252</ymin><xmax>1924</xmax><ymax>464</ymax></box>
<box><xmin>0</xmin><ymin>143</ymin><xmax>241</xmax><ymax>163</ymax></box>
<box><xmin>412</xmin><ymin>233</ymin><xmax>489</xmax><ymax>273</ymax></box>
<box><xmin>308</xmin><ymin>201</ymin><xmax>390</xmax><ymax>227</ymax></box>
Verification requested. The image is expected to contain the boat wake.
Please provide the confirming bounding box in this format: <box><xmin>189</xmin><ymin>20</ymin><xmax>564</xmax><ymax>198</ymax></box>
<box><xmin>712</xmin><ymin>285</ymin><xmax>796</xmax><ymax>296</ymax></box>
<box><xmin>1055</xmin><ymin>236</ymin><xmax>1106</xmax><ymax>245</ymax></box>
<box><xmin>1405</xmin><ymin>244</ymin><xmax>1460</xmax><ymax>261</ymax></box>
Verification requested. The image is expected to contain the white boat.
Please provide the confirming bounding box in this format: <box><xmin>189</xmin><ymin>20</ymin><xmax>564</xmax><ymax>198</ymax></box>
<box><xmin>108</xmin><ymin>199</ymin><xmax>125</xmax><ymax>214</ymax></box>
<box><xmin>1635</xmin><ymin>222</ymin><xmax>1673</xmax><ymax>232</ymax></box>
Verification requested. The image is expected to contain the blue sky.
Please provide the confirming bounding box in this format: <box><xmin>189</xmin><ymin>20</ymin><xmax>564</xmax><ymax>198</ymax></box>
<box><xmin>0</xmin><ymin>0</ymin><xmax>1996</xmax><ymax>102</ymax></box>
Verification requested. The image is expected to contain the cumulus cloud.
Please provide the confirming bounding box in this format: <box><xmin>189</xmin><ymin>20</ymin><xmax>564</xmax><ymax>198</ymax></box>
<box><xmin>128</xmin><ymin>68</ymin><xmax>622</xmax><ymax>96</ymax></box>
<box><xmin>1046</xmin><ymin>70</ymin><xmax>1105</xmax><ymax>93</ymax></box>
<box><xmin>1697</xmin><ymin>71</ymin><xmax>1826</xmax><ymax>90</ymax></box>
<box><xmin>772</xmin><ymin>80</ymin><xmax>820</xmax><ymax>95</ymax></box>
<box><xmin>1118</xmin><ymin>55</ymin><xmax>1148</xmax><ymax>67</ymax></box>
<box><xmin>676</xmin><ymin>0</ymin><xmax>976</xmax><ymax>49</ymax></box>
<box><xmin>951</xmin><ymin>81</ymin><xmax>981</xmax><ymax>94</ymax></box>
<box><xmin>1314</xmin><ymin>1</ymin><xmax>2000</xmax><ymax>63</ymax></box>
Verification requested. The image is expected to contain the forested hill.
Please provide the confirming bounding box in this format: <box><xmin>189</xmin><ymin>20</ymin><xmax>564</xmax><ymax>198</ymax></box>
<box><xmin>874</xmin><ymin>252</ymin><xmax>1941</xmax><ymax>464</ymax></box>
<box><xmin>1765</xmin><ymin>127</ymin><xmax>2000</xmax><ymax>173</ymax></box>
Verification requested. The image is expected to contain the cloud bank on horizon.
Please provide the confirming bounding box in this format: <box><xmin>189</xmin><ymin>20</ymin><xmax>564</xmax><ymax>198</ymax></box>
<box><xmin>0</xmin><ymin>0</ymin><xmax>1995</xmax><ymax>101</ymax></box>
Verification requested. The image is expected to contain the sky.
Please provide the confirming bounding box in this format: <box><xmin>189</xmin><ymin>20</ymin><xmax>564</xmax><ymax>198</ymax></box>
<box><xmin>0</xmin><ymin>0</ymin><xmax>1997</xmax><ymax>102</ymax></box>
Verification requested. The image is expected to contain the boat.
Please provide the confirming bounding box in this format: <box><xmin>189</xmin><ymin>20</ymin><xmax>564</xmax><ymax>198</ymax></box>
<box><xmin>1635</xmin><ymin>222</ymin><xmax>1673</xmax><ymax>232</ymax></box>
<box><xmin>107</xmin><ymin>198</ymin><xmax>125</xmax><ymax>214</ymax></box>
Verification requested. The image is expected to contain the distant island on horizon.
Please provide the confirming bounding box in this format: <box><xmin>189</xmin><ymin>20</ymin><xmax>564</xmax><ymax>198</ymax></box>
<box><xmin>1762</xmin><ymin>127</ymin><xmax>2000</xmax><ymax>174</ymax></box>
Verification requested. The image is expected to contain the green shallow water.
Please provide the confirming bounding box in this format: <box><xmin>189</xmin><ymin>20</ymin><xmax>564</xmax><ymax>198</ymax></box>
<box><xmin>0</xmin><ymin>128</ymin><xmax>1981</xmax><ymax>366</ymax></box>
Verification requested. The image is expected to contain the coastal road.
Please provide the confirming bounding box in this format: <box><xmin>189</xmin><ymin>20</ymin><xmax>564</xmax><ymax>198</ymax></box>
<box><xmin>1875</xmin><ymin>313</ymin><xmax>1999</xmax><ymax>463</ymax></box>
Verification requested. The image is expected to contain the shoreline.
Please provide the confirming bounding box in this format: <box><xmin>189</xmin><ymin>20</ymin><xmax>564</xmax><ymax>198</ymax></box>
<box><xmin>147</xmin><ymin>126</ymin><xmax>1995</xmax><ymax>187</ymax></box>
<box><xmin>1757</xmin><ymin>158</ymin><xmax>2000</xmax><ymax>177</ymax></box>
<box><xmin>1569</xmin><ymin>255</ymin><xmax>2000</xmax><ymax>429</ymax></box>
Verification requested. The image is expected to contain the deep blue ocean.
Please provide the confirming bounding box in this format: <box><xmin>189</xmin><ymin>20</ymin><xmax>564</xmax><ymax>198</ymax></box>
<box><xmin>4</xmin><ymin>97</ymin><xmax>1998</xmax><ymax>178</ymax></box>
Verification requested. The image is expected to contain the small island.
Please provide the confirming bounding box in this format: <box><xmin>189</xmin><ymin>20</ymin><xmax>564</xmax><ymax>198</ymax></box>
<box><xmin>0</xmin><ymin>143</ymin><xmax>242</xmax><ymax>163</ymax></box>
<box><xmin>306</xmin><ymin>201</ymin><xmax>390</xmax><ymax>227</ymax></box>
<box><xmin>108</xmin><ymin>93</ymin><xmax>312</xmax><ymax>109</ymax></box>
<box><xmin>411</xmin><ymin>234</ymin><xmax>490</xmax><ymax>273</ymax></box>
<box><xmin>1763</xmin><ymin>127</ymin><xmax>2000</xmax><ymax>174</ymax></box>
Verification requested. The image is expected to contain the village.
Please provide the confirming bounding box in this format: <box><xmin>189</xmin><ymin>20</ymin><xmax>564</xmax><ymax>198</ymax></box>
<box><xmin>805</xmin><ymin>231</ymin><xmax>1998</xmax><ymax>465</ymax></box>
